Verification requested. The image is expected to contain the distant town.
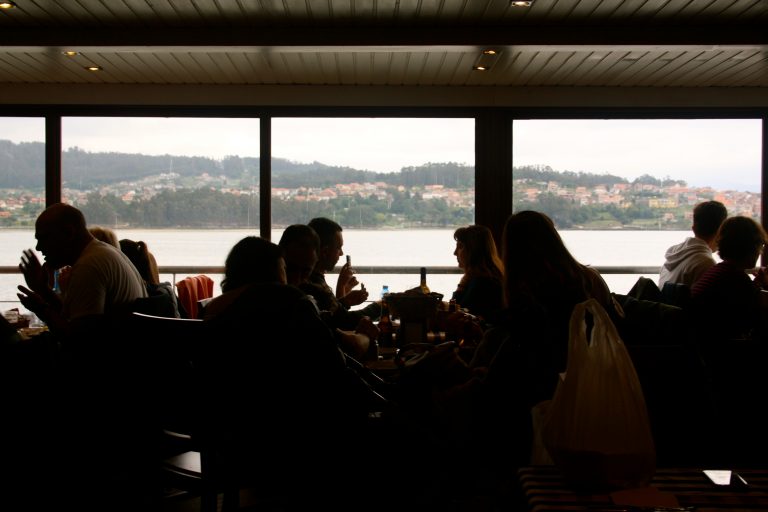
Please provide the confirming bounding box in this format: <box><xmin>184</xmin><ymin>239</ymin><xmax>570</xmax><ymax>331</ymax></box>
<box><xmin>0</xmin><ymin>139</ymin><xmax>760</xmax><ymax>229</ymax></box>
<box><xmin>0</xmin><ymin>170</ymin><xmax>760</xmax><ymax>230</ymax></box>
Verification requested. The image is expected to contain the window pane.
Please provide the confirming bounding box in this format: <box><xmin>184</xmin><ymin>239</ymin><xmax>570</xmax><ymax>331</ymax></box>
<box><xmin>61</xmin><ymin>117</ymin><xmax>261</xmax><ymax>293</ymax></box>
<box><xmin>0</xmin><ymin>117</ymin><xmax>46</xmax><ymax>309</ymax></box>
<box><xmin>271</xmin><ymin>118</ymin><xmax>475</xmax><ymax>299</ymax></box>
<box><xmin>513</xmin><ymin>119</ymin><xmax>762</xmax><ymax>294</ymax></box>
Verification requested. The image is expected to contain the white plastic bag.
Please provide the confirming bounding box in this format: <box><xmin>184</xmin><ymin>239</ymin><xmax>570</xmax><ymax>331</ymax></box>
<box><xmin>541</xmin><ymin>298</ymin><xmax>655</xmax><ymax>489</ymax></box>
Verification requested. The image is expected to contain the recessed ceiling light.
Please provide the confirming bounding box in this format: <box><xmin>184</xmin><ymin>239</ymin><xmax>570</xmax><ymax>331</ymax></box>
<box><xmin>63</xmin><ymin>51</ymin><xmax>79</xmax><ymax>57</ymax></box>
<box><xmin>85</xmin><ymin>65</ymin><xmax>102</xmax><ymax>71</ymax></box>
<box><xmin>483</xmin><ymin>50</ymin><xmax>497</xmax><ymax>56</ymax></box>
<box><xmin>511</xmin><ymin>1</ymin><xmax>533</xmax><ymax>7</ymax></box>
<box><xmin>473</xmin><ymin>65</ymin><xmax>489</xmax><ymax>71</ymax></box>
<box><xmin>0</xmin><ymin>1</ymin><xmax>17</xmax><ymax>9</ymax></box>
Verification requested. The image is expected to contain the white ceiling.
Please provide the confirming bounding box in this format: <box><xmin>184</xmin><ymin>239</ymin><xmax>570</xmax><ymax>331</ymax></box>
<box><xmin>1</xmin><ymin>0</ymin><xmax>767</xmax><ymax>89</ymax></box>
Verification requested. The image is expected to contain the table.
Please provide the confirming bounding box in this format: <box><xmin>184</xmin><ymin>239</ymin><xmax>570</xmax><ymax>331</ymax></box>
<box><xmin>518</xmin><ymin>466</ymin><xmax>768</xmax><ymax>512</ymax></box>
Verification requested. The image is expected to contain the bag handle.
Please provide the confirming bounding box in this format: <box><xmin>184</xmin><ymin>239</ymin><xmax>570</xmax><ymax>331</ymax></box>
<box><xmin>567</xmin><ymin>298</ymin><xmax>623</xmax><ymax>377</ymax></box>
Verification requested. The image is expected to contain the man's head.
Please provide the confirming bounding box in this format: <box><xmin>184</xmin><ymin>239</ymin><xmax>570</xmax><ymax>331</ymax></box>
<box><xmin>307</xmin><ymin>217</ymin><xmax>343</xmax><ymax>273</ymax></box>
<box><xmin>221</xmin><ymin>236</ymin><xmax>286</xmax><ymax>293</ymax></box>
<box><xmin>278</xmin><ymin>224</ymin><xmax>320</xmax><ymax>285</ymax></box>
<box><xmin>34</xmin><ymin>203</ymin><xmax>94</xmax><ymax>268</ymax></box>
<box><xmin>716</xmin><ymin>216</ymin><xmax>767</xmax><ymax>268</ymax></box>
<box><xmin>692</xmin><ymin>200</ymin><xmax>728</xmax><ymax>245</ymax></box>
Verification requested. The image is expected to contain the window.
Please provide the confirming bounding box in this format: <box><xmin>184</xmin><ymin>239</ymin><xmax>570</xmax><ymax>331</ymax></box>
<box><xmin>512</xmin><ymin>119</ymin><xmax>762</xmax><ymax>294</ymax></box>
<box><xmin>0</xmin><ymin>117</ymin><xmax>45</xmax><ymax>309</ymax></box>
<box><xmin>271</xmin><ymin>117</ymin><xmax>475</xmax><ymax>299</ymax></box>
<box><xmin>61</xmin><ymin>117</ymin><xmax>261</xmax><ymax>292</ymax></box>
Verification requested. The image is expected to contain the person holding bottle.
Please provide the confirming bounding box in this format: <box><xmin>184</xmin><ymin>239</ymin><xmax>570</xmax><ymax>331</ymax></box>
<box><xmin>277</xmin><ymin>223</ymin><xmax>380</xmax><ymax>361</ymax></box>
<box><xmin>305</xmin><ymin>217</ymin><xmax>382</xmax><ymax>326</ymax></box>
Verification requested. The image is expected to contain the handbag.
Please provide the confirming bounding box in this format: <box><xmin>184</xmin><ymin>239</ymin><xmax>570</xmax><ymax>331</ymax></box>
<box><xmin>541</xmin><ymin>298</ymin><xmax>656</xmax><ymax>490</ymax></box>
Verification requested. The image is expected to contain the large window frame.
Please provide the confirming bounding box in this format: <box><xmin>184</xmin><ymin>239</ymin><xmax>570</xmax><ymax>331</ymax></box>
<box><xmin>1</xmin><ymin>106</ymin><xmax>766</xmax><ymax>280</ymax></box>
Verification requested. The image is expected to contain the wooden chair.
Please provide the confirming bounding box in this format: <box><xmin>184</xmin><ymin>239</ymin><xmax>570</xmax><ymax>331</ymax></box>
<box><xmin>123</xmin><ymin>312</ymin><xmax>221</xmax><ymax>511</ymax></box>
<box><xmin>127</xmin><ymin>312</ymin><xmax>270</xmax><ymax>512</ymax></box>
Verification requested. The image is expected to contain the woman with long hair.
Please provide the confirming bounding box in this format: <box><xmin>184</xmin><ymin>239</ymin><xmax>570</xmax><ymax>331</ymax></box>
<box><xmin>119</xmin><ymin>238</ymin><xmax>180</xmax><ymax>318</ymax></box>
<box><xmin>451</xmin><ymin>225</ymin><xmax>504</xmax><ymax>321</ymax></box>
<box><xmin>502</xmin><ymin>210</ymin><xmax>612</xmax><ymax>315</ymax></box>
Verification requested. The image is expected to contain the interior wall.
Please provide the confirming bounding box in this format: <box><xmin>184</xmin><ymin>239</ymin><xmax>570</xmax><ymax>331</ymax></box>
<box><xmin>2</xmin><ymin>84</ymin><xmax>768</xmax><ymax>108</ymax></box>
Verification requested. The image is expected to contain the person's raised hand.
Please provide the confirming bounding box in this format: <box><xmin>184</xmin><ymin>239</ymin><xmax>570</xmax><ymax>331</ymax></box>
<box><xmin>19</xmin><ymin>249</ymin><xmax>49</xmax><ymax>295</ymax></box>
<box><xmin>16</xmin><ymin>285</ymin><xmax>46</xmax><ymax>316</ymax></box>
<box><xmin>336</xmin><ymin>260</ymin><xmax>359</xmax><ymax>298</ymax></box>
<box><xmin>343</xmin><ymin>283</ymin><xmax>369</xmax><ymax>307</ymax></box>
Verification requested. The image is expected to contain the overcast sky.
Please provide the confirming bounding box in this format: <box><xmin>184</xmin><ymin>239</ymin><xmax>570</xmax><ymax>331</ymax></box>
<box><xmin>2</xmin><ymin>116</ymin><xmax>761</xmax><ymax>191</ymax></box>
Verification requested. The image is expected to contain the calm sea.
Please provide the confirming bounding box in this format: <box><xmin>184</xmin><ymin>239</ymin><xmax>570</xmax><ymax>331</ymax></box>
<box><xmin>0</xmin><ymin>228</ymin><xmax>692</xmax><ymax>310</ymax></box>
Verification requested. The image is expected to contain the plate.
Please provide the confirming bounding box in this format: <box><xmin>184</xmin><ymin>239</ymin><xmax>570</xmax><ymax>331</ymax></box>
<box><xmin>18</xmin><ymin>326</ymin><xmax>48</xmax><ymax>339</ymax></box>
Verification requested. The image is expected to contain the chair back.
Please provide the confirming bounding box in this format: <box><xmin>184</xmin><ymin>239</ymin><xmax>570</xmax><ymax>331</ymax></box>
<box><xmin>131</xmin><ymin>293</ymin><xmax>178</xmax><ymax>318</ymax></box>
<box><xmin>176</xmin><ymin>275</ymin><xmax>215</xmax><ymax>319</ymax></box>
<box><xmin>125</xmin><ymin>312</ymin><xmax>222</xmax><ymax>509</ymax></box>
<box><xmin>627</xmin><ymin>276</ymin><xmax>663</xmax><ymax>302</ymax></box>
<box><xmin>660</xmin><ymin>281</ymin><xmax>691</xmax><ymax>309</ymax></box>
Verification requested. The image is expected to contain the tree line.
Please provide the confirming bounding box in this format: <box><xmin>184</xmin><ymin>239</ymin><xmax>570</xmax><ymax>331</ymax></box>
<box><xmin>0</xmin><ymin>139</ymin><xmax>474</xmax><ymax>189</ymax></box>
<box><xmin>0</xmin><ymin>139</ymin><xmax>704</xmax><ymax>229</ymax></box>
<box><xmin>76</xmin><ymin>187</ymin><xmax>473</xmax><ymax>228</ymax></box>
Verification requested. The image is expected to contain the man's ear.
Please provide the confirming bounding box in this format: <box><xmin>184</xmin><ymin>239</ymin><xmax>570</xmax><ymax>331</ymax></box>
<box><xmin>63</xmin><ymin>224</ymin><xmax>78</xmax><ymax>242</ymax></box>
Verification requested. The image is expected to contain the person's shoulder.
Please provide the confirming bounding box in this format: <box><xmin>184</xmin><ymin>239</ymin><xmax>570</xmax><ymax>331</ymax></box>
<box><xmin>582</xmin><ymin>265</ymin><xmax>614</xmax><ymax>304</ymax></box>
<box><xmin>308</xmin><ymin>272</ymin><xmax>326</xmax><ymax>285</ymax></box>
<box><xmin>78</xmin><ymin>239</ymin><xmax>131</xmax><ymax>266</ymax></box>
<box><xmin>583</xmin><ymin>264</ymin><xmax>606</xmax><ymax>283</ymax></box>
<box><xmin>665</xmin><ymin>236</ymin><xmax>707</xmax><ymax>255</ymax></box>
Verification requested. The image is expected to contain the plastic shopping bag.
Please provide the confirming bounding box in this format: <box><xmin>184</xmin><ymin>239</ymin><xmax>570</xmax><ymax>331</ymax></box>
<box><xmin>541</xmin><ymin>298</ymin><xmax>656</xmax><ymax>490</ymax></box>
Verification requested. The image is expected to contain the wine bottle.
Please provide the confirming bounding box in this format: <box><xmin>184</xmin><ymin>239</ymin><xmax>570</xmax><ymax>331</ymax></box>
<box><xmin>378</xmin><ymin>302</ymin><xmax>394</xmax><ymax>348</ymax></box>
<box><xmin>419</xmin><ymin>267</ymin><xmax>431</xmax><ymax>294</ymax></box>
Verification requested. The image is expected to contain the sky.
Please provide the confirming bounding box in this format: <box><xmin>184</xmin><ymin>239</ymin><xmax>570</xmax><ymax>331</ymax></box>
<box><xmin>2</xmin><ymin>116</ymin><xmax>762</xmax><ymax>192</ymax></box>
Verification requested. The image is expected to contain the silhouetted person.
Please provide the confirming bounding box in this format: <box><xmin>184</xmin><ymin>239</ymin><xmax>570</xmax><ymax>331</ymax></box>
<box><xmin>659</xmin><ymin>200</ymin><xmax>728</xmax><ymax>288</ymax></box>
<box><xmin>17</xmin><ymin>203</ymin><xmax>146</xmax><ymax>337</ymax></box>
<box><xmin>691</xmin><ymin>215</ymin><xmax>768</xmax><ymax>342</ymax></box>
<box><xmin>120</xmin><ymin>238</ymin><xmax>181</xmax><ymax>318</ymax></box>
<box><xmin>89</xmin><ymin>225</ymin><xmax>120</xmax><ymax>248</ymax></box>
<box><xmin>278</xmin><ymin>224</ymin><xmax>379</xmax><ymax>360</ymax></box>
<box><xmin>304</xmin><ymin>217</ymin><xmax>381</xmax><ymax>330</ymax></box>
<box><xmin>451</xmin><ymin>224</ymin><xmax>504</xmax><ymax>322</ymax></box>
<box><xmin>201</xmin><ymin>236</ymin><xmax>383</xmax><ymax>507</ymax></box>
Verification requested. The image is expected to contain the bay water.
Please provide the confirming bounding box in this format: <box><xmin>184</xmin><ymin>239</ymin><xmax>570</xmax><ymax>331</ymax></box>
<box><xmin>0</xmin><ymin>228</ymin><xmax>690</xmax><ymax>310</ymax></box>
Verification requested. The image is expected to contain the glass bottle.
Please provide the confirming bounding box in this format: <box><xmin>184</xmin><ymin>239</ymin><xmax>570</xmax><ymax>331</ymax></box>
<box><xmin>365</xmin><ymin>335</ymin><xmax>379</xmax><ymax>361</ymax></box>
<box><xmin>419</xmin><ymin>267</ymin><xmax>430</xmax><ymax>294</ymax></box>
<box><xmin>52</xmin><ymin>268</ymin><xmax>61</xmax><ymax>295</ymax></box>
<box><xmin>378</xmin><ymin>302</ymin><xmax>394</xmax><ymax>348</ymax></box>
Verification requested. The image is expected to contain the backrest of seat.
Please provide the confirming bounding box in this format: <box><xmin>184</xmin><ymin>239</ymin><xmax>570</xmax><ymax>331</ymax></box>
<box><xmin>176</xmin><ymin>275</ymin><xmax>214</xmax><ymax>319</ymax></box>
<box><xmin>660</xmin><ymin>281</ymin><xmax>691</xmax><ymax>309</ymax></box>
<box><xmin>131</xmin><ymin>293</ymin><xmax>178</xmax><ymax>318</ymax></box>
<box><xmin>127</xmin><ymin>312</ymin><xmax>205</xmax><ymax>436</ymax></box>
<box><xmin>627</xmin><ymin>276</ymin><xmax>663</xmax><ymax>302</ymax></box>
